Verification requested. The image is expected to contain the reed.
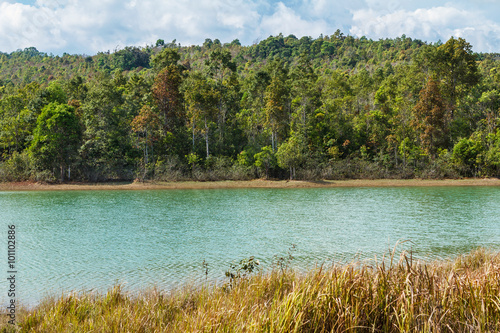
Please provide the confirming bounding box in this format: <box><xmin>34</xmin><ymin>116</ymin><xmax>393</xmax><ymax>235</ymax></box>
<box><xmin>6</xmin><ymin>248</ymin><xmax>500</xmax><ymax>332</ymax></box>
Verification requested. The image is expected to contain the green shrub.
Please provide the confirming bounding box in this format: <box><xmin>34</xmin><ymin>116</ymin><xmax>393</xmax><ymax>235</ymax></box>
<box><xmin>0</xmin><ymin>151</ymin><xmax>33</xmax><ymax>181</ymax></box>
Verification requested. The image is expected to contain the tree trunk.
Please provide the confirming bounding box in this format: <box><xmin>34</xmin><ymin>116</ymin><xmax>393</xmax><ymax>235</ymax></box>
<box><xmin>205</xmin><ymin>117</ymin><xmax>209</xmax><ymax>158</ymax></box>
<box><xmin>60</xmin><ymin>165</ymin><xmax>64</xmax><ymax>182</ymax></box>
<box><xmin>271</xmin><ymin>132</ymin><xmax>275</xmax><ymax>152</ymax></box>
<box><xmin>144</xmin><ymin>142</ymin><xmax>148</xmax><ymax>165</ymax></box>
<box><xmin>394</xmin><ymin>146</ymin><xmax>398</xmax><ymax>168</ymax></box>
<box><xmin>192</xmin><ymin>122</ymin><xmax>195</xmax><ymax>151</ymax></box>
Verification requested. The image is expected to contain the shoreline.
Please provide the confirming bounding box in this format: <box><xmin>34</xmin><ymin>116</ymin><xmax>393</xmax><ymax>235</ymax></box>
<box><xmin>1</xmin><ymin>178</ymin><xmax>500</xmax><ymax>191</ymax></box>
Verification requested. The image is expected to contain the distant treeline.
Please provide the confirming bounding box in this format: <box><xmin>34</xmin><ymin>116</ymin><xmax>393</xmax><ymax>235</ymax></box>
<box><xmin>1</xmin><ymin>32</ymin><xmax>500</xmax><ymax>182</ymax></box>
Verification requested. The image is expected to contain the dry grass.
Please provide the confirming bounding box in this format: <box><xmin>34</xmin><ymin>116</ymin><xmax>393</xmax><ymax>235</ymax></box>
<box><xmin>5</xmin><ymin>248</ymin><xmax>500</xmax><ymax>332</ymax></box>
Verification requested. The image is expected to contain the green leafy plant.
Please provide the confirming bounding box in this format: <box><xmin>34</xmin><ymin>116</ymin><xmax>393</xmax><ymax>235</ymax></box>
<box><xmin>202</xmin><ymin>260</ymin><xmax>209</xmax><ymax>281</ymax></box>
<box><xmin>274</xmin><ymin>244</ymin><xmax>296</xmax><ymax>273</ymax></box>
<box><xmin>224</xmin><ymin>256</ymin><xmax>260</xmax><ymax>288</ymax></box>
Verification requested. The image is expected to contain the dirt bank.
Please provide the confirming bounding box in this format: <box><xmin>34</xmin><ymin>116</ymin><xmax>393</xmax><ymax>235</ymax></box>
<box><xmin>1</xmin><ymin>178</ymin><xmax>499</xmax><ymax>191</ymax></box>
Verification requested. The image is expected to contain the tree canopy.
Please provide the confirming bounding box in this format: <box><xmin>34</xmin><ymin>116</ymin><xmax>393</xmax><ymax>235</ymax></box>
<box><xmin>1</xmin><ymin>33</ymin><xmax>500</xmax><ymax>182</ymax></box>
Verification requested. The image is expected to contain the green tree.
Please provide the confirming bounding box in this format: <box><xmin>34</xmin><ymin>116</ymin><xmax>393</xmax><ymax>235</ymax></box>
<box><xmin>204</xmin><ymin>48</ymin><xmax>240</xmax><ymax>155</ymax></box>
<box><xmin>0</xmin><ymin>94</ymin><xmax>28</xmax><ymax>155</ymax></box>
<box><xmin>79</xmin><ymin>75</ymin><xmax>136</xmax><ymax>180</ymax></box>
<box><xmin>65</xmin><ymin>76</ymin><xmax>88</xmax><ymax>103</ymax></box>
<box><xmin>29</xmin><ymin>103</ymin><xmax>81</xmax><ymax>181</ymax></box>
<box><xmin>264</xmin><ymin>60</ymin><xmax>290</xmax><ymax>151</ymax></box>
<box><xmin>276</xmin><ymin>134</ymin><xmax>306</xmax><ymax>180</ymax></box>
<box><xmin>150</xmin><ymin>48</ymin><xmax>181</xmax><ymax>72</ymax></box>
<box><xmin>485</xmin><ymin>130</ymin><xmax>500</xmax><ymax>176</ymax></box>
<box><xmin>112</xmin><ymin>47</ymin><xmax>150</xmax><ymax>70</ymax></box>
<box><xmin>433</xmin><ymin>37</ymin><xmax>480</xmax><ymax>115</ymax></box>
<box><xmin>452</xmin><ymin>136</ymin><xmax>484</xmax><ymax>176</ymax></box>
<box><xmin>183</xmin><ymin>72</ymin><xmax>219</xmax><ymax>158</ymax></box>
<box><xmin>254</xmin><ymin>146</ymin><xmax>276</xmax><ymax>179</ymax></box>
<box><xmin>289</xmin><ymin>55</ymin><xmax>320</xmax><ymax>137</ymax></box>
<box><xmin>238</xmin><ymin>70</ymin><xmax>271</xmax><ymax>147</ymax></box>
<box><xmin>0</xmin><ymin>83</ymin><xmax>45</xmax><ymax>156</ymax></box>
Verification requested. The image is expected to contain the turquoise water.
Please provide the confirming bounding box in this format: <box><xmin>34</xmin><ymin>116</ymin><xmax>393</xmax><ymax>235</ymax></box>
<box><xmin>1</xmin><ymin>186</ymin><xmax>500</xmax><ymax>306</ymax></box>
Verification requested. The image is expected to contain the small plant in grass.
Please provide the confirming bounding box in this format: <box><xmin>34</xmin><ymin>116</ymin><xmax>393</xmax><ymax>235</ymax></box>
<box><xmin>224</xmin><ymin>256</ymin><xmax>260</xmax><ymax>288</ymax></box>
<box><xmin>201</xmin><ymin>259</ymin><xmax>209</xmax><ymax>281</ymax></box>
<box><xmin>273</xmin><ymin>243</ymin><xmax>296</xmax><ymax>273</ymax></box>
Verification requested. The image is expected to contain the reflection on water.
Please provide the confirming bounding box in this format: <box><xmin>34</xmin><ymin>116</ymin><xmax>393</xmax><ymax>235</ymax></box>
<box><xmin>0</xmin><ymin>186</ymin><xmax>499</xmax><ymax>306</ymax></box>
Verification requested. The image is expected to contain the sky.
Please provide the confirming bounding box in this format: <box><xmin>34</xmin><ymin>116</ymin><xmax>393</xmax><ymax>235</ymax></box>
<box><xmin>1</xmin><ymin>0</ymin><xmax>500</xmax><ymax>55</ymax></box>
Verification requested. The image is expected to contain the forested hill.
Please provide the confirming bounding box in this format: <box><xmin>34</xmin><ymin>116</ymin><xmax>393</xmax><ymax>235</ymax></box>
<box><xmin>1</xmin><ymin>32</ymin><xmax>500</xmax><ymax>182</ymax></box>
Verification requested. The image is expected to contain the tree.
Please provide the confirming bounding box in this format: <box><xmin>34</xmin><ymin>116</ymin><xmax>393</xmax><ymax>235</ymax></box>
<box><xmin>238</xmin><ymin>70</ymin><xmax>271</xmax><ymax>146</ymax></box>
<box><xmin>290</xmin><ymin>54</ymin><xmax>320</xmax><ymax>137</ymax></box>
<box><xmin>432</xmin><ymin>37</ymin><xmax>480</xmax><ymax>115</ymax></box>
<box><xmin>131</xmin><ymin>105</ymin><xmax>160</xmax><ymax>178</ymax></box>
<box><xmin>0</xmin><ymin>94</ymin><xmax>28</xmax><ymax>155</ymax></box>
<box><xmin>485</xmin><ymin>129</ymin><xmax>500</xmax><ymax>176</ymax></box>
<box><xmin>478</xmin><ymin>90</ymin><xmax>500</xmax><ymax>135</ymax></box>
<box><xmin>29</xmin><ymin>103</ymin><xmax>81</xmax><ymax>181</ymax></box>
<box><xmin>204</xmin><ymin>48</ymin><xmax>240</xmax><ymax>155</ymax></box>
<box><xmin>412</xmin><ymin>78</ymin><xmax>448</xmax><ymax>157</ymax></box>
<box><xmin>203</xmin><ymin>38</ymin><xmax>213</xmax><ymax>49</ymax></box>
<box><xmin>65</xmin><ymin>76</ymin><xmax>88</xmax><ymax>102</ymax></box>
<box><xmin>276</xmin><ymin>134</ymin><xmax>306</xmax><ymax>180</ymax></box>
<box><xmin>112</xmin><ymin>47</ymin><xmax>150</xmax><ymax>70</ymax></box>
<box><xmin>183</xmin><ymin>72</ymin><xmax>219</xmax><ymax>158</ymax></box>
<box><xmin>264</xmin><ymin>60</ymin><xmax>290</xmax><ymax>151</ymax></box>
<box><xmin>153</xmin><ymin>65</ymin><xmax>183</xmax><ymax>133</ymax></box>
<box><xmin>150</xmin><ymin>48</ymin><xmax>181</xmax><ymax>72</ymax></box>
<box><xmin>0</xmin><ymin>83</ymin><xmax>45</xmax><ymax>156</ymax></box>
<box><xmin>254</xmin><ymin>146</ymin><xmax>276</xmax><ymax>179</ymax></box>
<box><xmin>452</xmin><ymin>135</ymin><xmax>483</xmax><ymax>176</ymax></box>
<box><xmin>79</xmin><ymin>74</ymin><xmax>135</xmax><ymax>180</ymax></box>
<box><xmin>123</xmin><ymin>73</ymin><xmax>152</xmax><ymax>119</ymax></box>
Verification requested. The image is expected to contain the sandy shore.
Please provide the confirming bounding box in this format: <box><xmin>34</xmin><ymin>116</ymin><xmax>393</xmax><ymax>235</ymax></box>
<box><xmin>1</xmin><ymin>178</ymin><xmax>500</xmax><ymax>191</ymax></box>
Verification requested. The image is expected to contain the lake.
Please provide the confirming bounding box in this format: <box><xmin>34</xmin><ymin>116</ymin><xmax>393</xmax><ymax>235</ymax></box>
<box><xmin>1</xmin><ymin>186</ymin><xmax>500</xmax><ymax>306</ymax></box>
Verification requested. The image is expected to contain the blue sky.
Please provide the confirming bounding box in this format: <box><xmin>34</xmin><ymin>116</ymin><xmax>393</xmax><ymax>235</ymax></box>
<box><xmin>1</xmin><ymin>0</ymin><xmax>500</xmax><ymax>55</ymax></box>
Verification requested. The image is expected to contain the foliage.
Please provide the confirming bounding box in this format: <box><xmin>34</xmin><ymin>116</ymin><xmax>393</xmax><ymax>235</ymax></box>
<box><xmin>412</xmin><ymin>78</ymin><xmax>448</xmax><ymax>157</ymax></box>
<box><xmin>0</xmin><ymin>151</ymin><xmax>32</xmax><ymax>181</ymax></box>
<box><xmin>29</xmin><ymin>102</ymin><xmax>81</xmax><ymax>182</ymax></box>
<box><xmin>452</xmin><ymin>136</ymin><xmax>484</xmax><ymax>175</ymax></box>
<box><xmin>276</xmin><ymin>134</ymin><xmax>306</xmax><ymax>180</ymax></box>
<box><xmin>2</xmin><ymin>34</ymin><xmax>500</xmax><ymax>181</ymax></box>
<box><xmin>112</xmin><ymin>47</ymin><xmax>150</xmax><ymax>71</ymax></box>
<box><xmin>254</xmin><ymin>146</ymin><xmax>276</xmax><ymax>179</ymax></box>
<box><xmin>225</xmin><ymin>256</ymin><xmax>260</xmax><ymax>287</ymax></box>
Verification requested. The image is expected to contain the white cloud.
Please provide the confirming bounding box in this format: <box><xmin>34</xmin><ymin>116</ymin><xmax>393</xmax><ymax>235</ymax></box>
<box><xmin>1</xmin><ymin>0</ymin><xmax>500</xmax><ymax>54</ymax></box>
<box><xmin>259</xmin><ymin>2</ymin><xmax>328</xmax><ymax>38</ymax></box>
<box><xmin>0</xmin><ymin>0</ymin><xmax>262</xmax><ymax>54</ymax></box>
<box><xmin>350</xmin><ymin>6</ymin><xmax>500</xmax><ymax>52</ymax></box>
<box><xmin>0</xmin><ymin>2</ymin><xmax>66</xmax><ymax>51</ymax></box>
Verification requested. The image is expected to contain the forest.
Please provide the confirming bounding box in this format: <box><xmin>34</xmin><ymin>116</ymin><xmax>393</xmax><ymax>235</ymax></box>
<box><xmin>1</xmin><ymin>31</ymin><xmax>500</xmax><ymax>182</ymax></box>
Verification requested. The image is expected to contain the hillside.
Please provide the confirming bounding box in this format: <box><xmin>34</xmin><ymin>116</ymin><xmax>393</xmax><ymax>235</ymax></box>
<box><xmin>1</xmin><ymin>32</ymin><xmax>500</xmax><ymax>182</ymax></box>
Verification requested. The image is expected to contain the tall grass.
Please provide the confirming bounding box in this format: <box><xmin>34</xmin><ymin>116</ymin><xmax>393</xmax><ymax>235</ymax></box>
<box><xmin>6</xmin><ymin>248</ymin><xmax>500</xmax><ymax>332</ymax></box>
